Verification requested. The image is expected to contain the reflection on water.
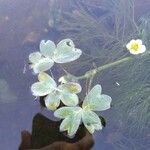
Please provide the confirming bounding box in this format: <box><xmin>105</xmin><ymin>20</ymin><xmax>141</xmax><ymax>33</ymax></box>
<box><xmin>0</xmin><ymin>79</ymin><xmax>17</xmax><ymax>103</ymax></box>
<box><xmin>0</xmin><ymin>0</ymin><xmax>150</xmax><ymax>149</ymax></box>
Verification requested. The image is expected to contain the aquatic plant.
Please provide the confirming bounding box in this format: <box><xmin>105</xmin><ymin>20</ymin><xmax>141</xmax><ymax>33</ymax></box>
<box><xmin>46</xmin><ymin>1</ymin><xmax>150</xmax><ymax>143</ymax></box>
<box><xmin>29</xmin><ymin>39</ymin><xmax>82</xmax><ymax>74</ymax></box>
<box><xmin>27</xmin><ymin>1</ymin><xmax>150</xmax><ymax>149</ymax></box>
<box><xmin>29</xmin><ymin>38</ymin><xmax>113</xmax><ymax>136</ymax></box>
<box><xmin>54</xmin><ymin>84</ymin><xmax>111</xmax><ymax>136</ymax></box>
<box><xmin>29</xmin><ymin>36</ymin><xmax>148</xmax><ymax>137</ymax></box>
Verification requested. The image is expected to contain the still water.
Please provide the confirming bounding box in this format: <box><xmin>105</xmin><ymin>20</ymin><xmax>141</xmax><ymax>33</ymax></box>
<box><xmin>0</xmin><ymin>0</ymin><xmax>150</xmax><ymax>149</ymax></box>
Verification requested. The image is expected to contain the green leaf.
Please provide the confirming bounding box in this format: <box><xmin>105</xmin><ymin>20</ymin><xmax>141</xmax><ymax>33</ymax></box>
<box><xmin>38</xmin><ymin>72</ymin><xmax>53</xmax><ymax>82</ymax></box>
<box><xmin>29</xmin><ymin>52</ymin><xmax>42</xmax><ymax>64</ymax></box>
<box><xmin>33</xmin><ymin>58</ymin><xmax>54</xmax><ymax>74</ymax></box>
<box><xmin>59</xmin><ymin>113</ymin><xmax>81</xmax><ymax>137</ymax></box>
<box><xmin>54</xmin><ymin>39</ymin><xmax>82</xmax><ymax>63</ymax></box>
<box><xmin>57</xmin><ymin>39</ymin><xmax>75</xmax><ymax>48</ymax></box>
<box><xmin>45</xmin><ymin>92</ymin><xmax>60</xmax><ymax>111</ymax></box>
<box><xmin>82</xmin><ymin>110</ymin><xmax>102</xmax><ymax>134</ymax></box>
<box><xmin>40</xmin><ymin>40</ymin><xmax>56</xmax><ymax>58</ymax></box>
<box><xmin>59</xmin><ymin>92</ymin><xmax>79</xmax><ymax>106</ymax></box>
<box><xmin>58</xmin><ymin>82</ymin><xmax>82</xmax><ymax>94</ymax></box>
<box><xmin>31</xmin><ymin>76</ymin><xmax>56</xmax><ymax>97</ymax></box>
<box><xmin>82</xmin><ymin>84</ymin><xmax>112</xmax><ymax>111</ymax></box>
<box><xmin>54</xmin><ymin>106</ymin><xmax>81</xmax><ymax>119</ymax></box>
<box><xmin>31</xmin><ymin>81</ymin><xmax>54</xmax><ymax>96</ymax></box>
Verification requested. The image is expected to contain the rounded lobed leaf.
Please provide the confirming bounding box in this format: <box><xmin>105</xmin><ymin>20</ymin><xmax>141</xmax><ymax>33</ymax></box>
<box><xmin>59</xmin><ymin>92</ymin><xmax>79</xmax><ymax>106</ymax></box>
<box><xmin>37</xmin><ymin>73</ymin><xmax>56</xmax><ymax>88</ymax></box>
<box><xmin>82</xmin><ymin>110</ymin><xmax>102</xmax><ymax>134</ymax></box>
<box><xmin>59</xmin><ymin>113</ymin><xmax>81</xmax><ymax>137</ymax></box>
<box><xmin>45</xmin><ymin>92</ymin><xmax>60</xmax><ymax>111</ymax></box>
<box><xmin>54</xmin><ymin>106</ymin><xmax>81</xmax><ymax>119</ymax></box>
<box><xmin>82</xmin><ymin>84</ymin><xmax>112</xmax><ymax>111</ymax></box>
<box><xmin>54</xmin><ymin>39</ymin><xmax>82</xmax><ymax>63</ymax></box>
<box><xmin>58</xmin><ymin>82</ymin><xmax>82</xmax><ymax>94</ymax></box>
<box><xmin>33</xmin><ymin>58</ymin><xmax>54</xmax><ymax>74</ymax></box>
<box><xmin>29</xmin><ymin>52</ymin><xmax>42</xmax><ymax>64</ymax></box>
<box><xmin>31</xmin><ymin>81</ymin><xmax>54</xmax><ymax>97</ymax></box>
<box><xmin>40</xmin><ymin>40</ymin><xmax>56</xmax><ymax>58</ymax></box>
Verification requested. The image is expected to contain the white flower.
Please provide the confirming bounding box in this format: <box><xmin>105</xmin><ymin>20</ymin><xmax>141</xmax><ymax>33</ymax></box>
<box><xmin>29</xmin><ymin>39</ymin><xmax>82</xmax><ymax>74</ymax></box>
<box><xmin>126</xmin><ymin>39</ymin><xmax>146</xmax><ymax>55</ymax></box>
<box><xmin>31</xmin><ymin>72</ymin><xmax>82</xmax><ymax>110</ymax></box>
<box><xmin>54</xmin><ymin>84</ymin><xmax>112</xmax><ymax>136</ymax></box>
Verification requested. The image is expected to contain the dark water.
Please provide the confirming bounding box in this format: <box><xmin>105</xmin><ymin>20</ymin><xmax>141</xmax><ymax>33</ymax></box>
<box><xmin>0</xmin><ymin>0</ymin><xmax>150</xmax><ymax>149</ymax></box>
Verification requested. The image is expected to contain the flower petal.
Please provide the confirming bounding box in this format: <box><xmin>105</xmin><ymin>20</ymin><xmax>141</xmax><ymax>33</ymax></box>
<box><xmin>82</xmin><ymin>84</ymin><xmax>112</xmax><ymax>111</ymax></box>
<box><xmin>54</xmin><ymin>106</ymin><xmax>81</xmax><ymax>119</ymax></box>
<box><xmin>40</xmin><ymin>40</ymin><xmax>56</xmax><ymax>58</ymax></box>
<box><xmin>139</xmin><ymin>45</ymin><xmax>146</xmax><ymax>53</ymax></box>
<box><xmin>126</xmin><ymin>39</ymin><xmax>136</xmax><ymax>50</ymax></box>
<box><xmin>45</xmin><ymin>92</ymin><xmax>60</xmax><ymax>111</ymax></box>
<box><xmin>29</xmin><ymin>52</ymin><xmax>42</xmax><ymax>64</ymax></box>
<box><xmin>82</xmin><ymin>110</ymin><xmax>102</xmax><ymax>134</ymax></box>
<box><xmin>136</xmin><ymin>39</ymin><xmax>142</xmax><ymax>45</ymax></box>
<box><xmin>59</xmin><ymin>113</ymin><xmax>81</xmax><ymax>136</ymax></box>
<box><xmin>60</xmin><ymin>92</ymin><xmax>79</xmax><ymax>106</ymax></box>
<box><xmin>31</xmin><ymin>81</ymin><xmax>54</xmax><ymax>96</ymax></box>
<box><xmin>33</xmin><ymin>58</ymin><xmax>54</xmax><ymax>74</ymax></box>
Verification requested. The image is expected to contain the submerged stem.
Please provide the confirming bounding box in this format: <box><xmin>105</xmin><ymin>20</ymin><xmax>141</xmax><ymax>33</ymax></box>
<box><xmin>74</xmin><ymin>51</ymin><xmax>150</xmax><ymax>80</ymax></box>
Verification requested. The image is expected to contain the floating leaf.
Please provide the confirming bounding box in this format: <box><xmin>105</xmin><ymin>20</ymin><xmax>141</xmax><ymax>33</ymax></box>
<box><xmin>29</xmin><ymin>52</ymin><xmax>42</xmax><ymax>64</ymax></box>
<box><xmin>82</xmin><ymin>110</ymin><xmax>102</xmax><ymax>134</ymax></box>
<box><xmin>59</xmin><ymin>92</ymin><xmax>79</xmax><ymax>106</ymax></box>
<box><xmin>40</xmin><ymin>40</ymin><xmax>56</xmax><ymax>58</ymax></box>
<box><xmin>45</xmin><ymin>92</ymin><xmax>60</xmax><ymax>111</ymax></box>
<box><xmin>54</xmin><ymin>106</ymin><xmax>82</xmax><ymax>119</ymax></box>
<box><xmin>58</xmin><ymin>82</ymin><xmax>82</xmax><ymax>94</ymax></box>
<box><xmin>60</xmin><ymin>113</ymin><xmax>81</xmax><ymax>137</ymax></box>
<box><xmin>54</xmin><ymin>39</ymin><xmax>82</xmax><ymax>63</ymax></box>
<box><xmin>31</xmin><ymin>74</ymin><xmax>56</xmax><ymax>96</ymax></box>
<box><xmin>82</xmin><ymin>84</ymin><xmax>112</xmax><ymax>111</ymax></box>
<box><xmin>32</xmin><ymin>58</ymin><xmax>54</xmax><ymax>74</ymax></box>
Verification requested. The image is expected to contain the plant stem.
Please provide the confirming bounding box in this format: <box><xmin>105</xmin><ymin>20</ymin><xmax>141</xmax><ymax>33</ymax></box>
<box><xmin>74</xmin><ymin>51</ymin><xmax>150</xmax><ymax>80</ymax></box>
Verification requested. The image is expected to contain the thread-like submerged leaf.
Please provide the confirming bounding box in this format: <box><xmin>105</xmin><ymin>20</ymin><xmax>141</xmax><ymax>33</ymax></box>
<box><xmin>40</xmin><ymin>40</ymin><xmax>56</xmax><ymax>58</ymax></box>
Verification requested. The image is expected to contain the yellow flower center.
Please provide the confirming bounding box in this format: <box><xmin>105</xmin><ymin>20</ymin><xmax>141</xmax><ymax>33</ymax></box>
<box><xmin>131</xmin><ymin>43</ymin><xmax>139</xmax><ymax>52</ymax></box>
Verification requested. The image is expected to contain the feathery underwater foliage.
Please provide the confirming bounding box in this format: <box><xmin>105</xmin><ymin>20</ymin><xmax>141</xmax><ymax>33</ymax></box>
<box><xmin>47</xmin><ymin>0</ymin><xmax>150</xmax><ymax>149</ymax></box>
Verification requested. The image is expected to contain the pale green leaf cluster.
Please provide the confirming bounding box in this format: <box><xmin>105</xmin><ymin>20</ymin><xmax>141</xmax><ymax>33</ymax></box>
<box><xmin>31</xmin><ymin>72</ymin><xmax>81</xmax><ymax>110</ymax></box>
<box><xmin>54</xmin><ymin>85</ymin><xmax>112</xmax><ymax>136</ymax></box>
<box><xmin>29</xmin><ymin>39</ymin><xmax>82</xmax><ymax>74</ymax></box>
<box><xmin>29</xmin><ymin>39</ymin><xmax>112</xmax><ymax>137</ymax></box>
